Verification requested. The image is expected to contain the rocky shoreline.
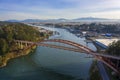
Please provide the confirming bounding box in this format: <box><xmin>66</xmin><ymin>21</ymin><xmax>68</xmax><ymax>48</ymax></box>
<box><xmin>0</xmin><ymin>44</ymin><xmax>37</xmax><ymax>68</ymax></box>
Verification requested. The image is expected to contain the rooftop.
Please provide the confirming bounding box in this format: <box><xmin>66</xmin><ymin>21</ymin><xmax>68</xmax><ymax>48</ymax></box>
<box><xmin>95</xmin><ymin>38</ymin><xmax>119</xmax><ymax>46</ymax></box>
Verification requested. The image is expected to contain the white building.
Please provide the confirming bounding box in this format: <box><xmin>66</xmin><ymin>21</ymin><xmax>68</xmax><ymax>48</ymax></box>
<box><xmin>95</xmin><ymin>39</ymin><xmax>119</xmax><ymax>46</ymax></box>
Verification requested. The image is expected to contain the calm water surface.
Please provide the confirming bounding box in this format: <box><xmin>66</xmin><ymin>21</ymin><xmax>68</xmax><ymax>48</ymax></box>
<box><xmin>0</xmin><ymin>26</ymin><xmax>97</xmax><ymax>80</ymax></box>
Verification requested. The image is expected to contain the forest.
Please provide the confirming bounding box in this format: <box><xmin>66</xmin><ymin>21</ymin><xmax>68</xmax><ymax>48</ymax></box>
<box><xmin>0</xmin><ymin>21</ymin><xmax>45</xmax><ymax>55</ymax></box>
<box><xmin>106</xmin><ymin>40</ymin><xmax>120</xmax><ymax>56</ymax></box>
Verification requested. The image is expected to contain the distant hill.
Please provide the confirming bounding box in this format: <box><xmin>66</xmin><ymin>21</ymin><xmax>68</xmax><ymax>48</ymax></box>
<box><xmin>22</xmin><ymin>18</ymin><xmax>68</xmax><ymax>23</ymax></box>
<box><xmin>74</xmin><ymin>17</ymin><xmax>109</xmax><ymax>20</ymax></box>
<box><xmin>4</xmin><ymin>17</ymin><xmax>117</xmax><ymax>23</ymax></box>
<box><xmin>22</xmin><ymin>19</ymin><xmax>45</xmax><ymax>23</ymax></box>
<box><xmin>5</xmin><ymin>18</ymin><xmax>68</xmax><ymax>23</ymax></box>
<box><xmin>5</xmin><ymin>20</ymin><xmax>20</xmax><ymax>22</ymax></box>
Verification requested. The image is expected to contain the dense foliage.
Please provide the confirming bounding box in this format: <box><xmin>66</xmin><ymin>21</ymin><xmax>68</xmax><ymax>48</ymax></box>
<box><xmin>106</xmin><ymin>40</ymin><xmax>120</xmax><ymax>56</ymax></box>
<box><xmin>0</xmin><ymin>21</ymin><xmax>42</xmax><ymax>55</ymax></box>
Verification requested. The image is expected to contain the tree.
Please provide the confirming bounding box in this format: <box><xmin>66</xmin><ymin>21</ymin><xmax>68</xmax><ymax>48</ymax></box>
<box><xmin>0</xmin><ymin>38</ymin><xmax>9</xmax><ymax>55</ymax></box>
<box><xmin>106</xmin><ymin>40</ymin><xmax>120</xmax><ymax>56</ymax></box>
<box><xmin>0</xmin><ymin>22</ymin><xmax>46</xmax><ymax>55</ymax></box>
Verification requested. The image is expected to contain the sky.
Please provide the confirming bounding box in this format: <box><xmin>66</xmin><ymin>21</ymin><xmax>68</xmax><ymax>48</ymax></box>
<box><xmin>0</xmin><ymin>0</ymin><xmax>120</xmax><ymax>20</ymax></box>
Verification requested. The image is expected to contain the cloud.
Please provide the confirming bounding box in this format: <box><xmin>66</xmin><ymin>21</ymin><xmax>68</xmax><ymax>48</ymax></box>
<box><xmin>0</xmin><ymin>0</ymin><xmax>120</xmax><ymax>20</ymax></box>
<box><xmin>90</xmin><ymin>10</ymin><xmax>120</xmax><ymax>19</ymax></box>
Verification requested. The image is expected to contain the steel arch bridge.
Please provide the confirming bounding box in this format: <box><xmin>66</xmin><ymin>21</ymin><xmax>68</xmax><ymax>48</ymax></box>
<box><xmin>15</xmin><ymin>39</ymin><xmax>120</xmax><ymax>75</ymax></box>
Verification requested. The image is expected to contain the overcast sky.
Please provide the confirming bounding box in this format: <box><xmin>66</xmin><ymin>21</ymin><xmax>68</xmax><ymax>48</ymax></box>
<box><xmin>0</xmin><ymin>0</ymin><xmax>120</xmax><ymax>20</ymax></box>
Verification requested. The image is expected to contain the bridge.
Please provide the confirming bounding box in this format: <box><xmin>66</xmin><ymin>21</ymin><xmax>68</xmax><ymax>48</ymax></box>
<box><xmin>15</xmin><ymin>39</ymin><xmax>120</xmax><ymax>75</ymax></box>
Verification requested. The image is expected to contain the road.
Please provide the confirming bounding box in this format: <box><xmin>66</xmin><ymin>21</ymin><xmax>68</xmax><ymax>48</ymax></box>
<box><xmin>97</xmin><ymin>61</ymin><xmax>110</xmax><ymax>80</ymax></box>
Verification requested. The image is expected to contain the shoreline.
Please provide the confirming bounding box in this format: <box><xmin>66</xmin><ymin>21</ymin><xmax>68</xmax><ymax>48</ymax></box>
<box><xmin>0</xmin><ymin>44</ymin><xmax>37</xmax><ymax>68</ymax></box>
<box><xmin>0</xmin><ymin>33</ymin><xmax>53</xmax><ymax>68</ymax></box>
<box><xmin>0</xmin><ymin>27</ymin><xmax>53</xmax><ymax>68</ymax></box>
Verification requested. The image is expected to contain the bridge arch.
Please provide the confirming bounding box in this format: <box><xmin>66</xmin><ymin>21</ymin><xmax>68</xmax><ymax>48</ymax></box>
<box><xmin>42</xmin><ymin>39</ymin><xmax>95</xmax><ymax>53</ymax></box>
<box><xmin>15</xmin><ymin>39</ymin><xmax>120</xmax><ymax>74</ymax></box>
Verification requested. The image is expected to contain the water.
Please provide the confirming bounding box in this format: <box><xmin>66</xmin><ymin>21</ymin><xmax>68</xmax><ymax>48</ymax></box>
<box><xmin>0</xmin><ymin>26</ymin><xmax>97</xmax><ymax>80</ymax></box>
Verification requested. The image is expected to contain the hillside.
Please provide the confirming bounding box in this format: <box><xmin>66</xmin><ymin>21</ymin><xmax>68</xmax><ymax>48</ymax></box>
<box><xmin>0</xmin><ymin>22</ymin><xmax>46</xmax><ymax>55</ymax></box>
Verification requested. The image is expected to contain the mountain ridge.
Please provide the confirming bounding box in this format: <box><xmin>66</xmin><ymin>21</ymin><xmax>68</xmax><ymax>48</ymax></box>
<box><xmin>4</xmin><ymin>17</ymin><xmax>118</xmax><ymax>23</ymax></box>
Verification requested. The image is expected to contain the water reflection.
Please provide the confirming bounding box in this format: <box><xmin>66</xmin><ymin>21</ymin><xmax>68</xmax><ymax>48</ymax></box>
<box><xmin>0</xmin><ymin>26</ymin><xmax>96</xmax><ymax>80</ymax></box>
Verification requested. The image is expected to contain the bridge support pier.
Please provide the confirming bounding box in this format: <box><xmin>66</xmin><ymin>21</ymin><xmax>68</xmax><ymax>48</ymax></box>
<box><xmin>25</xmin><ymin>43</ymin><xmax>28</xmax><ymax>47</ymax></box>
<box><xmin>14</xmin><ymin>39</ymin><xmax>120</xmax><ymax>75</ymax></box>
<box><xmin>18</xmin><ymin>42</ymin><xmax>23</xmax><ymax>49</ymax></box>
<box><xmin>117</xmin><ymin>60</ymin><xmax>120</xmax><ymax>68</ymax></box>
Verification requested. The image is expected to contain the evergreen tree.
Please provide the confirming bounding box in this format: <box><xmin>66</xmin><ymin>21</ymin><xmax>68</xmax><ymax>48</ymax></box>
<box><xmin>106</xmin><ymin>40</ymin><xmax>120</xmax><ymax>56</ymax></box>
<box><xmin>0</xmin><ymin>38</ymin><xmax>9</xmax><ymax>55</ymax></box>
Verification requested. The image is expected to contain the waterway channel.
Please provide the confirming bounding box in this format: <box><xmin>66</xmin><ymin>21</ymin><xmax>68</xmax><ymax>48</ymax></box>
<box><xmin>0</xmin><ymin>25</ymin><xmax>97</xmax><ymax>80</ymax></box>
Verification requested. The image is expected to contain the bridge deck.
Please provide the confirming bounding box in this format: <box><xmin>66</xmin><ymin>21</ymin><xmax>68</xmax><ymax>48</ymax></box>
<box><xmin>15</xmin><ymin>39</ymin><xmax>120</xmax><ymax>74</ymax></box>
<box><xmin>38</xmin><ymin>43</ymin><xmax>86</xmax><ymax>53</ymax></box>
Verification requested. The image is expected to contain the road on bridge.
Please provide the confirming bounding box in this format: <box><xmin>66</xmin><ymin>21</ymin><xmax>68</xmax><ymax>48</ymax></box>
<box><xmin>15</xmin><ymin>39</ymin><xmax>120</xmax><ymax>75</ymax></box>
<box><xmin>97</xmin><ymin>61</ymin><xmax>110</xmax><ymax>80</ymax></box>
